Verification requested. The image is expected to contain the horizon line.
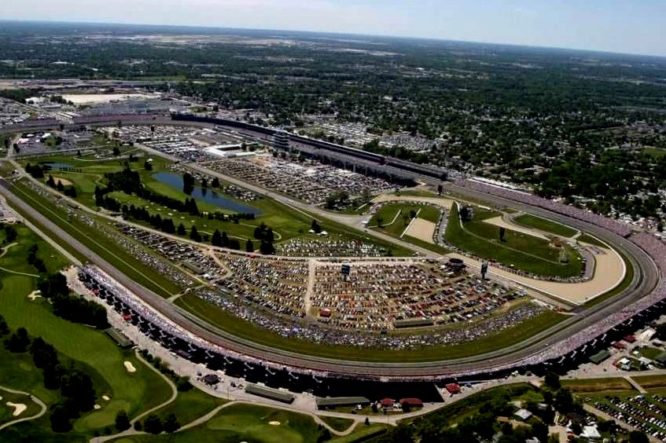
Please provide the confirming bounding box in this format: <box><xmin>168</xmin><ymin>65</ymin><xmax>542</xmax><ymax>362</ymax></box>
<box><xmin>1</xmin><ymin>18</ymin><xmax>665</xmax><ymax>60</ymax></box>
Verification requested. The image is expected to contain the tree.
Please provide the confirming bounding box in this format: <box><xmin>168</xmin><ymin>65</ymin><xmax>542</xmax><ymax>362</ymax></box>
<box><xmin>211</xmin><ymin>229</ymin><xmax>223</xmax><ymax>247</ymax></box>
<box><xmin>112</xmin><ymin>146</ymin><xmax>121</xmax><ymax>156</ymax></box>
<box><xmin>38</xmin><ymin>273</ymin><xmax>69</xmax><ymax>298</ymax></box>
<box><xmin>4</xmin><ymin>327</ymin><xmax>30</xmax><ymax>352</ymax></box>
<box><xmin>143</xmin><ymin>414</ymin><xmax>163</xmax><ymax>434</ymax></box>
<box><xmin>163</xmin><ymin>413</ymin><xmax>180</xmax><ymax>433</ymax></box>
<box><xmin>30</xmin><ymin>337</ymin><xmax>58</xmax><ymax>369</ymax></box>
<box><xmin>115</xmin><ymin>410</ymin><xmax>130</xmax><ymax>431</ymax></box>
<box><xmin>246</xmin><ymin>239</ymin><xmax>255</xmax><ymax>253</ymax></box>
<box><xmin>183</xmin><ymin>172</ymin><xmax>195</xmax><ymax>195</ymax></box>
<box><xmin>189</xmin><ymin>225</ymin><xmax>201</xmax><ymax>242</ymax></box>
<box><xmin>50</xmin><ymin>403</ymin><xmax>73</xmax><ymax>433</ymax></box>
<box><xmin>60</xmin><ymin>370</ymin><xmax>96</xmax><ymax>412</ymax></box>
<box><xmin>499</xmin><ymin>227</ymin><xmax>506</xmax><ymax>242</ymax></box>
<box><xmin>177</xmin><ymin>223</ymin><xmax>186</xmax><ymax>236</ymax></box>
<box><xmin>554</xmin><ymin>388</ymin><xmax>574</xmax><ymax>413</ymax></box>
<box><xmin>531</xmin><ymin>421</ymin><xmax>548</xmax><ymax>442</ymax></box>
<box><xmin>544</xmin><ymin>372</ymin><xmax>560</xmax><ymax>390</ymax></box>
<box><xmin>0</xmin><ymin>315</ymin><xmax>9</xmax><ymax>336</ymax></box>
<box><xmin>144</xmin><ymin>160</ymin><xmax>153</xmax><ymax>171</ymax></box>
<box><xmin>311</xmin><ymin>219</ymin><xmax>322</xmax><ymax>234</ymax></box>
<box><xmin>259</xmin><ymin>239</ymin><xmax>275</xmax><ymax>255</ymax></box>
<box><xmin>656</xmin><ymin>323</ymin><xmax>666</xmax><ymax>341</ymax></box>
<box><xmin>3</xmin><ymin>225</ymin><xmax>17</xmax><ymax>243</ymax></box>
<box><xmin>629</xmin><ymin>431</ymin><xmax>650</xmax><ymax>443</ymax></box>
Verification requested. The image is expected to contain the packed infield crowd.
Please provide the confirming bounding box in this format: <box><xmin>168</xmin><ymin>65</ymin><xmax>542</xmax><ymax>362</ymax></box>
<box><xmin>275</xmin><ymin>237</ymin><xmax>388</xmax><ymax>257</ymax></box>
<box><xmin>118</xmin><ymin>225</ymin><xmax>228</xmax><ymax>282</ymax></box>
<box><xmin>214</xmin><ymin>252</ymin><xmax>308</xmax><ymax>317</ymax></box>
<box><xmin>311</xmin><ymin>261</ymin><xmax>527</xmax><ymax>331</ymax></box>
<box><xmin>198</xmin><ymin>284</ymin><xmax>546</xmax><ymax>350</ymax></box>
<box><xmin>206</xmin><ymin>155</ymin><xmax>394</xmax><ymax>204</ymax></box>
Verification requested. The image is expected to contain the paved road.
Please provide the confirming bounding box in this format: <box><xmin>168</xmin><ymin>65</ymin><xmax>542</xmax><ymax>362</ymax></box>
<box><xmin>0</xmin><ymin>116</ymin><xmax>661</xmax><ymax>380</ymax></box>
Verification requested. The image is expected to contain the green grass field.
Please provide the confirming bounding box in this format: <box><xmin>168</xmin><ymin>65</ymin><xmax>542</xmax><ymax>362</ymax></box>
<box><xmin>514</xmin><ymin>214</ymin><xmax>578</xmax><ymax>237</ymax></box>
<box><xmin>176</xmin><ymin>294</ymin><xmax>565</xmax><ymax>363</ymax></box>
<box><xmin>113</xmin><ymin>403</ymin><xmax>326</xmax><ymax>443</ymax></box>
<box><xmin>318</xmin><ymin>416</ymin><xmax>355</xmax><ymax>433</ymax></box>
<box><xmin>151</xmin><ymin>387</ymin><xmax>226</xmax><ymax>427</ymax></box>
<box><xmin>577</xmin><ymin>233</ymin><xmax>608</xmax><ymax>247</ymax></box>
<box><xmin>562</xmin><ymin>378</ymin><xmax>634</xmax><ymax>393</ymax></box>
<box><xmin>369</xmin><ymin>202</ymin><xmax>441</xmax><ymax>236</ymax></box>
<box><xmin>10</xmin><ymin>179</ymin><xmax>183</xmax><ymax>298</ymax></box>
<box><xmin>0</xmin><ymin>224</ymin><xmax>173</xmax><ymax>440</ymax></box>
<box><xmin>21</xmin><ymin>151</ymin><xmax>402</xmax><ymax>255</ymax></box>
<box><xmin>367</xmin><ymin>202</ymin><xmax>447</xmax><ymax>253</ymax></box>
<box><xmin>445</xmin><ymin>204</ymin><xmax>584</xmax><ymax>278</ymax></box>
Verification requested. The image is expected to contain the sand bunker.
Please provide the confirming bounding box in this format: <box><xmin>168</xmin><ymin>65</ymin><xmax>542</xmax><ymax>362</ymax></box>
<box><xmin>27</xmin><ymin>290</ymin><xmax>42</xmax><ymax>301</ymax></box>
<box><xmin>52</xmin><ymin>177</ymin><xmax>74</xmax><ymax>187</ymax></box>
<box><xmin>268</xmin><ymin>421</ymin><xmax>281</xmax><ymax>426</ymax></box>
<box><xmin>94</xmin><ymin>404</ymin><xmax>101</xmax><ymax>410</ymax></box>
<box><xmin>403</xmin><ymin>217</ymin><xmax>437</xmax><ymax>243</ymax></box>
<box><xmin>6</xmin><ymin>402</ymin><xmax>27</xmax><ymax>417</ymax></box>
<box><xmin>124</xmin><ymin>361</ymin><xmax>137</xmax><ymax>373</ymax></box>
<box><xmin>102</xmin><ymin>395</ymin><xmax>111</xmax><ymax>401</ymax></box>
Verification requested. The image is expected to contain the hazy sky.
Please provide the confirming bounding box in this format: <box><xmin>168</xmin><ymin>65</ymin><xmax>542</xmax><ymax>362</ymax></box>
<box><xmin>1</xmin><ymin>0</ymin><xmax>665</xmax><ymax>57</ymax></box>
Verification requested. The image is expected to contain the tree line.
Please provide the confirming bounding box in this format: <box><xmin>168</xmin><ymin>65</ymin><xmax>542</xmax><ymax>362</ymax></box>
<box><xmin>1</xmin><ymin>314</ymin><xmax>97</xmax><ymax>433</ymax></box>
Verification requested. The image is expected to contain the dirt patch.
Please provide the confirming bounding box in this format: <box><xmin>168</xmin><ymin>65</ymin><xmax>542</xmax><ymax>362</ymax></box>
<box><xmin>403</xmin><ymin>218</ymin><xmax>436</xmax><ymax>243</ymax></box>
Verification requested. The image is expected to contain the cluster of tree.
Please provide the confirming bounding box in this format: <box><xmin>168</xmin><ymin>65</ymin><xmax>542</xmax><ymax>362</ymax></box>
<box><xmin>206</xmin><ymin>210</ymin><xmax>256</xmax><ymax>222</ymax></box>
<box><xmin>183</xmin><ymin>172</ymin><xmax>195</xmax><ymax>195</ymax></box>
<box><xmin>324</xmin><ymin>190</ymin><xmax>350</xmax><ymax>210</ymax></box>
<box><xmin>133</xmin><ymin>413</ymin><xmax>181</xmax><ymax>434</ymax></box>
<box><xmin>46</xmin><ymin>175</ymin><xmax>77</xmax><ymax>198</ymax></box>
<box><xmin>1</xmin><ymin>320</ymin><xmax>97</xmax><ymax>432</ymax></box>
<box><xmin>25</xmin><ymin>162</ymin><xmax>46</xmax><ymax>179</ymax></box>
<box><xmin>253</xmin><ymin>223</ymin><xmax>276</xmax><ymax>255</ymax></box>
<box><xmin>211</xmin><ymin>229</ymin><xmax>241</xmax><ymax>250</ymax></box>
<box><xmin>121</xmin><ymin>203</ymin><xmax>177</xmax><ymax>233</ymax></box>
<box><xmin>97</xmin><ymin>168</ymin><xmax>201</xmax><ymax>216</ymax></box>
<box><xmin>27</xmin><ymin>244</ymin><xmax>46</xmax><ymax>272</ymax></box>
<box><xmin>2</xmin><ymin>223</ymin><xmax>18</xmax><ymax>244</ymax></box>
<box><xmin>38</xmin><ymin>273</ymin><xmax>109</xmax><ymax>329</ymax></box>
<box><xmin>32</xmin><ymin>338</ymin><xmax>98</xmax><ymax>432</ymax></box>
<box><xmin>0</xmin><ymin>87</ymin><xmax>37</xmax><ymax>103</ymax></box>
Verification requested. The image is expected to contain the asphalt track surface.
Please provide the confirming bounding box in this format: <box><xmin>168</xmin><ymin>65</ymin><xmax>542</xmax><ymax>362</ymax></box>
<box><xmin>0</xmin><ymin>116</ymin><xmax>661</xmax><ymax>380</ymax></box>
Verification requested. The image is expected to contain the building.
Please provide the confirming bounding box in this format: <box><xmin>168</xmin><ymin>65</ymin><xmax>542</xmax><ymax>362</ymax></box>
<box><xmin>273</xmin><ymin>131</ymin><xmax>290</xmax><ymax>152</ymax></box>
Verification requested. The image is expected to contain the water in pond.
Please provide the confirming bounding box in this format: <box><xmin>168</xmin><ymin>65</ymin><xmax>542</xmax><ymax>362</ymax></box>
<box><xmin>152</xmin><ymin>172</ymin><xmax>261</xmax><ymax>215</ymax></box>
<box><xmin>42</xmin><ymin>162</ymin><xmax>75</xmax><ymax>170</ymax></box>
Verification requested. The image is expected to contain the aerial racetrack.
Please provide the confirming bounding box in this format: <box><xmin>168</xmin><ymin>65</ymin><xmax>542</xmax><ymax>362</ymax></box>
<box><xmin>0</xmin><ymin>114</ymin><xmax>663</xmax><ymax>381</ymax></box>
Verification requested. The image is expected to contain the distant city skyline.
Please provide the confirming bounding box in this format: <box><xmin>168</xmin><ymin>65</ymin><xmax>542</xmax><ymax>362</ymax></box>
<box><xmin>1</xmin><ymin>0</ymin><xmax>665</xmax><ymax>57</ymax></box>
